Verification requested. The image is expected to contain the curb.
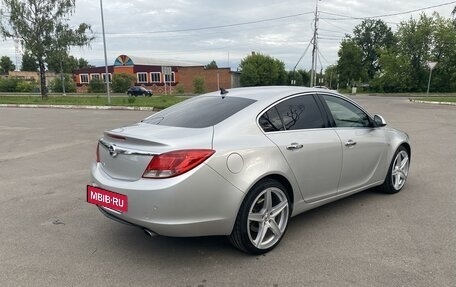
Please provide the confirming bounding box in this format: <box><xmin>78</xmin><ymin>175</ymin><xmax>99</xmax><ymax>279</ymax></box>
<box><xmin>0</xmin><ymin>104</ymin><xmax>156</xmax><ymax>111</ymax></box>
<box><xmin>409</xmin><ymin>99</ymin><xmax>456</xmax><ymax>106</ymax></box>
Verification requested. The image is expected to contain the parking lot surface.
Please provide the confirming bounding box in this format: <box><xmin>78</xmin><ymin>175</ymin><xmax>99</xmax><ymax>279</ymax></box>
<box><xmin>0</xmin><ymin>96</ymin><xmax>455</xmax><ymax>286</ymax></box>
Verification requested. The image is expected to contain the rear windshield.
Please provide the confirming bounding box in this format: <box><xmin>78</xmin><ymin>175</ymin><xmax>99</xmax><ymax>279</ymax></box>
<box><xmin>143</xmin><ymin>96</ymin><xmax>256</xmax><ymax>128</ymax></box>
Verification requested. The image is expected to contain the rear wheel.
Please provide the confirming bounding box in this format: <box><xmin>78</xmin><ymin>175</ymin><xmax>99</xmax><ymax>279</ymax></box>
<box><xmin>380</xmin><ymin>146</ymin><xmax>410</xmax><ymax>194</ymax></box>
<box><xmin>229</xmin><ymin>179</ymin><xmax>290</xmax><ymax>254</ymax></box>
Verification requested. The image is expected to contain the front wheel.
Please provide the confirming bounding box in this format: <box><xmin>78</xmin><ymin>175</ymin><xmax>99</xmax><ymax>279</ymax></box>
<box><xmin>229</xmin><ymin>179</ymin><xmax>290</xmax><ymax>254</ymax></box>
<box><xmin>380</xmin><ymin>146</ymin><xmax>410</xmax><ymax>194</ymax></box>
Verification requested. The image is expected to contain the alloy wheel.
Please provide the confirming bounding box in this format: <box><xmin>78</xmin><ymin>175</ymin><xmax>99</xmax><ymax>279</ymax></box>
<box><xmin>247</xmin><ymin>187</ymin><xmax>289</xmax><ymax>250</ymax></box>
<box><xmin>391</xmin><ymin>150</ymin><xmax>409</xmax><ymax>190</ymax></box>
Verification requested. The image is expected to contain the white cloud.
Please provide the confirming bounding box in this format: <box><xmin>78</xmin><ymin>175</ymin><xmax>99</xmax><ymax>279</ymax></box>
<box><xmin>1</xmin><ymin>0</ymin><xmax>454</xmax><ymax>71</ymax></box>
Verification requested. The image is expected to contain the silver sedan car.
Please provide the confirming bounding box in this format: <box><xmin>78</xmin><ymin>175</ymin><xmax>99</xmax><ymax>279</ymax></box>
<box><xmin>87</xmin><ymin>86</ymin><xmax>410</xmax><ymax>254</ymax></box>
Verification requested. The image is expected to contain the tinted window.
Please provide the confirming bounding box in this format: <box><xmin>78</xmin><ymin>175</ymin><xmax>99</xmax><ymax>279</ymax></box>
<box><xmin>322</xmin><ymin>95</ymin><xmax>370</xmax><ymax>127</ymax></box>
<box><xmin>274</xmin><ymin>95</ymin><xmax>325</xmax><ymax>130</ymax></box>
<box><xmin>144</xmin><ymin>96</ymin><xmax>256</xmax><ymax>128</ymax></box>
<box><xmin>259</xmin><ymin>106</ymin><xmax>284</xmax><ymax>132</ymax></box>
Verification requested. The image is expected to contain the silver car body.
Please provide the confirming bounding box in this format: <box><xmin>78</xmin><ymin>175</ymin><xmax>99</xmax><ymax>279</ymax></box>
<box><xmin>90</xmin><ymin>86</ymin><xmax>410</xmax><ymax>237</ymax></box>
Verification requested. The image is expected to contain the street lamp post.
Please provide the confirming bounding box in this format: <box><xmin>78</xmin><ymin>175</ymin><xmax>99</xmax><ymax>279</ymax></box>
<box><xmin>426</xmin><ymin>61</ymin><xmax>437</xmax><ymax>95</ymax></box>
<box><xmin>100</xmin><ymin>0</ymin><xmax>111</xmax><ymax>104</ymax></box>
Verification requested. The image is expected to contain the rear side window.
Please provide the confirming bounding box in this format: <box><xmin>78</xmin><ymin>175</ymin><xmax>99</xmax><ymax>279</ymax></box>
<box><xmin>259</xmin><ymin>95</ymin><xmax>325</xmax><ymax>132</ymax></box>
<box><xmin>258</xmin><ymin>107</ymin><xmax>284</xmax><ymax>132</ymax></box>
<box><xmin>144</xmin><ymin>96</ymin><xmax>256</xmax><ymax>128</ymax></box>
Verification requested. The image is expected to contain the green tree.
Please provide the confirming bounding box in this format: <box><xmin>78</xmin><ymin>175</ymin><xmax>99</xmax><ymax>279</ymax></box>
<box><xmin>288</xmin><ymin>70</ymin><xmax>302</xmax><ymax>86</ymax></box>
<box><xmin>111</xmin><ymin>73</ymin><xmax>134</xmax><ymax>93</ymax></box>
<box><xmin>370</xmin><ymin>49</ymin><xmax>413</xmax><ymax>92</ymax></box>
<box><xmin>298</xmin><ymin>69</ymin><xmax>310</xmax><ymax>86</ymax></box>
<box><xmin>352</xmin><ymin>19</ymin><xmax>395</xmax><ymax>80</ymax></box>
<box><xmin>324</xmin><ymin>65</ymin><xmax>338</xmax><ymax>89</ymax></box>
<box><xmin>337</xmin><ymin>39</ymin><xmax>366</xmax><ymax>88</ymax></box>
<box><xmin>395</xmin><ymin>14</ymin><xmax>434</xmax><ymax>91</ymax></box>
<box><xmin>288</xmin><ymin>69</ymin><xmax>310</xmax><ymax>86</ymax></box>
<box><xmin>193</xmin><ymin>77</ymin><xmax>205</xmax><ymax>94</ymax></box>
<box><xmin>50</xmin><ymin>74</ymin><xmax>76</xmax><ymax>93</ymax></box>
<box><xmin>47</xmin><ymin>51</ymin><xmax>90</xmax><ymax>74</ymax></box>
<box><xmin>78</xmin><ymin>58</ymin><xmax>91</xmax><ymax>69</ymax></box>
<box><xmin>205</xmin><ymin>60</ymin><xmax>218</xmax><ymax>69</ymax></box>
<box><xmin>0</xmin><ymin>0</ymin><xmax>93</xmax><ymax>99</ymax></box>
<box><xmin>0</xmin><ymin>55</ymin><xmax>15</xmax><ymax>73</ymax></box>
<box><xmin>239</xmin><ymin>52</ymin><xmax>287</xmax><ymax>86</ymax></box>
<box><xmin>88</xmin><ymin>78</ymin><xmax>106</xmax><ymax>93</ymax></box>
<box><xmin>21</xmin><ymin>52</ymin><xmax>38</xmax><ymax>71</ymax></box>
<box><xmin>428</xmin><ymin>14</ymin><xmax>456</xmax><ymax>92</ymax></box>
<box><xmin>369</xmin><ymin>13</ymin><xmax>456</xmax><ymax>92</ymax></box>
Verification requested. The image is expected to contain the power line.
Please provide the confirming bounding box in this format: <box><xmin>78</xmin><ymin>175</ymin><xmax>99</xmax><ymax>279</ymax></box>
<box><xmin>319</xmin><ymin>18</ymin><xmax>352</xmax><ymax>34</ymax></box>
<box><xmin>293</xmin><ymin>37</ymin><xmax>313</xmax><ymax>72</ymax></box>
<box><xmin>105</xmin><ymin>11</ymin><xmax>314</xmax><ymax>35</ymax></box>
<box><xmin>320</xmin><ymin>1</ymin><xmax>456</xmax><ymax>20</ymax></box>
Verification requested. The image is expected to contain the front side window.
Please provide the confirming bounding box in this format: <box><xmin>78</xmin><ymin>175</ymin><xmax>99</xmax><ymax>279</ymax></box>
<box><xmin>322</xmin><ymin>95</ymin><xmax>370</xmax><ymax>127</ymax></box>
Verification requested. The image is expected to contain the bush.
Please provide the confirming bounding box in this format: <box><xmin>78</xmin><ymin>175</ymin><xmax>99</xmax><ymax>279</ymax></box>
<box><xmin>88</xmin><ymin>78</ymin><xmax>106</xmax><ymax>93</ymax></box>
<box><xmin>174</xmin><ymin>83</ymin><xmax>185</xmax><ymax>95</ymax></box>
<box><xmin>16</xmin><ymin>80</ymin><xmax>37</xmax><ymax>92</ymax></box>
<box><xmin>51</xmin><ymin>74</ymin><xmax>76</xmax><ymax>93</ymax></box>
<box><xmin>193</xmin><ymin>77</ymin><xmax>205</xmax><ymax>94</ymax></box>
<box><xmin>112</xmin><ymin>73</ymin><xmax>135</xmax><ymax>93</ymax></box>
<box><xmin>0</xmin><ymin>78</ymin><xmax>20</xmax><ymax>92</ymax></box>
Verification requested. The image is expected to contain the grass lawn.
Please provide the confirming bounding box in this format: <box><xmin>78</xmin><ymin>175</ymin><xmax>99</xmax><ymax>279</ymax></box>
<box><xmin>413</xmin><ymin>96</ymin><xmax>456</xmax><ymax>103</ymax></box>
<box><xmin>0</xmin><ymin>95</ymin><xmax>186</xmax><ymax>109</ymax></box>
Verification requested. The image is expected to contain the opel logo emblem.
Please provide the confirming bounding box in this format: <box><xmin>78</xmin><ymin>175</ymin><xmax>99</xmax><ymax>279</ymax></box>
<box><xmin>108</xmin><ymin>144</ymin><xmax>118</xmax><ymax>158</ymax></box>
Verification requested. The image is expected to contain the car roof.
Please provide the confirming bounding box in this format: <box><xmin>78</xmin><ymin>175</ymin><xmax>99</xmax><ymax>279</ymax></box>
<box><xmin>202</xmin><ymin>86</ymin><xmax>340</xmax><ymax>105</ymax></box>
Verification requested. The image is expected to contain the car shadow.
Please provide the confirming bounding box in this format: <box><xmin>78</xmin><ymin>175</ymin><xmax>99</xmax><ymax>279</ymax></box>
<box><xmin>95</xmin><ymin>187</ymin><xmax>389</xmax><ymax>260</ymax></box>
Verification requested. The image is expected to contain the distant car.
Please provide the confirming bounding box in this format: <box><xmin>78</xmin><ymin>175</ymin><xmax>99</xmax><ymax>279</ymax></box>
<box><xmin>127</xmin><ymin>86</ymin><xmax>152</xmax><ymax>96</ymax></box>
<box><xmin>88</xmin><ymin>86</ymin><xmax>411</xmax><ymax>254</ymax></box>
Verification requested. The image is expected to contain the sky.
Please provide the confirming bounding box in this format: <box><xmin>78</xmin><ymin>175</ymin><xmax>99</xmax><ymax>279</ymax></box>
<box><xmin>1</xmin><ymin>0</ymin><xmax>455</xmax><ymax>71</ymax></box>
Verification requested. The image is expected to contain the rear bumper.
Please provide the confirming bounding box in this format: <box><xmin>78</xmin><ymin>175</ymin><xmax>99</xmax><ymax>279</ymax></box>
<box><xmin>90</xmin><ymin>162</ymin><xmax>245</xmax><ymax>237</ymax></box>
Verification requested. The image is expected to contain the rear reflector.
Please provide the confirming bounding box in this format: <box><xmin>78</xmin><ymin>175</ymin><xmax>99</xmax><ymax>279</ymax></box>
<box><xmin>143</xmin><ymin>149</ymin><xmax>215</xmax><ymax>178</ymax></box>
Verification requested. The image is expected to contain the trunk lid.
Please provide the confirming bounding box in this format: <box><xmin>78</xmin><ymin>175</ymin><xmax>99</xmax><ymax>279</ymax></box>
<box><xmin>98</xmin><ymin>123</ymin><xmax>213</xmax><ymax>181</ymax></box>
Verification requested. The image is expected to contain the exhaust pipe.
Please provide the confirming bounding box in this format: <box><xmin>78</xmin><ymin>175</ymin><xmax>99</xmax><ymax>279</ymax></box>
<box><xmin>143</xmin><ymin>228</ymin><xmax>156</xmax><ymax>237</ymax></box>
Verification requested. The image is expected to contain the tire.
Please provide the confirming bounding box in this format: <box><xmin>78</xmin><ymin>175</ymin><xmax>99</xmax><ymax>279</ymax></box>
<box><xmin>229</xmin><ymin>179</ymin><xmax>291</xmax><ymax>254</ymax></box>
<box><xmin>380</xmin><ymin>146</ymin><xmax>410</xmax><ymax>194</ymax></box>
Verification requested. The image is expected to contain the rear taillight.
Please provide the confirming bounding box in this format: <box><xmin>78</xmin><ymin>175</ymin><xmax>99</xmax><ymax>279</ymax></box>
<box><xmin>143</xmin><ymin>149</ymin><xmax>215</xmax><ymax>178</ymax></box>
<box><xmin>96</xmin><ymin>143</ymin><xmax>100</xmax><ymax>163</ymax></box>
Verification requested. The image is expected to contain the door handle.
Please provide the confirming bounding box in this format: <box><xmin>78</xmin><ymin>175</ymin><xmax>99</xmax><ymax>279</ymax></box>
<box><xmin>345</xmin><ymin>140</ymin><xmax>357</xmax><ymax>147</ymax></box>
<box><xmin>286</xmin><ymin>143</ymin><xmax>303</xmax><ymax>150</ymax></box>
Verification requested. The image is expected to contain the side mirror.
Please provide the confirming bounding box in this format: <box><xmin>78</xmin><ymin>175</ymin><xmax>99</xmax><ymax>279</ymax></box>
<box><xmin>374</xmin><ymin>115</ymin><xmax>387</xmax><ymax>127</ymax></box>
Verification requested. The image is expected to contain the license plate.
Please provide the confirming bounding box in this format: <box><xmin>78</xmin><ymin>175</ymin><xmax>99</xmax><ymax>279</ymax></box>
<box><xmin>87</xmin><ymin>185</ymin><xmax>128</xmax><ymax>213</ymax></box>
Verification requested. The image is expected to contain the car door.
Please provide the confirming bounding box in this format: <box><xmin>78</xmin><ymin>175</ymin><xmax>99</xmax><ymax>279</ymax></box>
<box><xmin>259</xmin><ymin>94</ymin><xmax>343</xmax><ymax>202</ymax></box>
<box><xmin>320</xmin><ymin>94</ymin><xmax>387</xmax><ymax>193</ymax></box>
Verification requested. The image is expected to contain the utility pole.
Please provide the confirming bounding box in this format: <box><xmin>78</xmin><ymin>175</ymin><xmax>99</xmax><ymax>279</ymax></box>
<box><xmin>310</xmin><ymin>0</ymin><xmax>320</xmax><ymax>87</ymax></box>
<box><xmin>100</xmin><ymin>0</ymin><xmax>111</xmax><ymax>104</ymax></box>
<box><xmin>426</xmin><ymin>61</ymin><xmax>437</xmax><ymax>95</ymax></box>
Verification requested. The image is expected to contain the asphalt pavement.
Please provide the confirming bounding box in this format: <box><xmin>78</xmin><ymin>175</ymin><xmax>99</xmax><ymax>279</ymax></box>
<box><xmin>0</xmin><ymin>96</ymin><xmax>455</xmax><ymax>286</ymax></box>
